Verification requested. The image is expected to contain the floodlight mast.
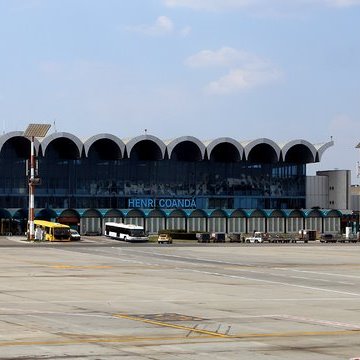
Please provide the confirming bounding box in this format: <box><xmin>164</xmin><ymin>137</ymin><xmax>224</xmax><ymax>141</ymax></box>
<box><xmin>24</xmin><ymin>124</ymin><xmax>51</xmax><ymax>240</ymax></box>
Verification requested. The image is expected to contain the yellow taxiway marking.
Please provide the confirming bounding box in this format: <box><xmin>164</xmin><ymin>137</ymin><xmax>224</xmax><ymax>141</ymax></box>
<box><xmin>0</xmin><ymin>329</ymin><xmax>360</xmax><ymax>348</ymax></box>
<box><xmin>113</xmin><ymin>313</ymin><xmax>360</xmax><ymax>339</ymax></box>
<box><xmin>0</xmin><ymin>335</ymin><xmax>205</xmax><ymax>347</ymax></box>
<box><xmin>51</xmin><ymin>265</ymin><xmax>113</xmax><ymax>269</ymax></box>
<box><xmin>0</xmin><ymin>329</ymin><xmax>359</xmax><ymax>348</ymax></box>
<box><xmin>114</xmin><ymin>313</ymin><xmax>230</xmax><ymax>338</ymax></box>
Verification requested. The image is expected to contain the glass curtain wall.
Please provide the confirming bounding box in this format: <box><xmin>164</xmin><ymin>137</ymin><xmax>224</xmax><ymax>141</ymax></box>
<box><xmin>30</xmin><ymin>157</ymin><xmax>306</xmax><ymax>210</ymax></box>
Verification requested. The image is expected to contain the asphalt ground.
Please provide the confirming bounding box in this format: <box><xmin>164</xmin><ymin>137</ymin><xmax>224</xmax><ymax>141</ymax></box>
<box><xmin>0</xmin><ymin>235</ymin><xmax>360</xmax><ymax>359</ymax></box>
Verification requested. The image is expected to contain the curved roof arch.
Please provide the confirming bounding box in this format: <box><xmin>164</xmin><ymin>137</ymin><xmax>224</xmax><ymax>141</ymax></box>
<box><xmin>303</xmin><ymin>209</ymin><xmax>323</xmax><ymax>218</ymax></box>
<box><xmin>11</xmin><ymin>208</ymin><xmax>28</xmax><ymax>219</ymax></box>
<box><xmin>247</xmin><ymin>209</ymin><xmax>267</xmax><ymax>218</ymax></box>
<box><xmin>147</xmin><ymin>209</ymin><xmax>166</xmax><ymax>218</ymax></box>
<box><xmin>167</xmin><ymin>136</ymin><xmax>206</xmax><ymax>161</ymax></box>
<box><xmin>242</xmin><ymin>138</ymin><xmax>281</xmax><ymax>163</ymax></box>
<box><xmin>189</xmin><ymin>209</ymin><xmax>208</xmax><ymax>218</ymax></box>
<box><xmin>209</xmin><ymin>209</ymin><xmax>228</xmax><ymax>217</ymax></box>
<box><xmin>321</xmin><ymin>209</ymin><xmax>342</xmax><ymax>217</ymax></box>
<box><xmin>168</xmin><ymin>209</ymin><xmax>187</xmax><ymax>217</ymax></box>
<box><xmin>40</xmin><ymin>132</ymin><xmax>83</xmax><ymax>158</ymax></box>
<box><xmin>0</xmin><ymin>208</ymin><xmax>12</xmax><ymax>219</ymax></box>
<box><xmin>82</xmin><ymin>208</ymin><xmax>102</xmax><ymax>218</ymax></box>
<box><xmin>0</xmin><ymin>131</ymin><xmax>40</xmax><ymax>157</ymax></box>
<box><xmin>59</xmin><ymin>208</ymin><xmax>81</xmax><ymax>218</ymax></box>
<box><xmin>83</xmin><ymin>134</ymin><xmax>125</xmax><ymax>159</ymax></box>
<box><xmin>126</xmin><ymin>209</ymin><xmax>145</xmax><ymax>217</ymax></box>
<box><xmin>125</xmin><ymin>135</ymin><xmax>165</xmax><ymax>160</ymax></box>
<box><xmin>35</xmin><ymin>208</ymin><xmax>58</xmax><ymax>220</ymax></box>
<box><xmin>229</xmin><ymin>209</ymin><xmax>247</xmax><ymax>218</ymax></box>
<box><xmin>206</xmin><ymin>138</ymin><xmax>243</xmax><ymax>162</ymax></box>
<box><xmin>104</xmin><ymin>209</ymin><xmax>124</xmax><ymax>218</ymax></box>
<box><xmin>314</xmin><ymin>140</ymin><xmax>334</xmax><ymax>162</ymax></box>
<box><xmin>282</xmin><ymin>140</ymin><xmax>317</xmax><ymax>164</ymax></box>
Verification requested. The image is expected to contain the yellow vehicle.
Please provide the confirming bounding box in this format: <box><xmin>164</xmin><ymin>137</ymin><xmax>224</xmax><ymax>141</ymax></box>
<box><xmin>33</xmin><ymin>220</ymin><xmax>71</xmax><ymax>241</ymax></box>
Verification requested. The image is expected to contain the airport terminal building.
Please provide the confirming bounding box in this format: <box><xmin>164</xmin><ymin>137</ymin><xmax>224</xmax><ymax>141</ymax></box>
<box><xmin>0</xmin><ymin>131</ymin><xmax>342</xmax><ymax>235</ymax></box>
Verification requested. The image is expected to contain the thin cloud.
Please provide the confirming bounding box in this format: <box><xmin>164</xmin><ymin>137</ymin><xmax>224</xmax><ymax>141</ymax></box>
<box><xmin>185</xmin><ymin>47</ymin><xmax>282</xmax><ymax>94</ymax></box>
<box><xmin>207</xmin><ymin>68</ymin><xmax>281</xmax><ymax>94</ymax></box>
<box><xmin>126</xmin><ymin>16</ymin><xmax>191</xmax><ymax>37</ymax></box>
<box><xmin>185</xmin><ymin>47</ymin><xmax>262</xmax><ymax>68</ymax></box>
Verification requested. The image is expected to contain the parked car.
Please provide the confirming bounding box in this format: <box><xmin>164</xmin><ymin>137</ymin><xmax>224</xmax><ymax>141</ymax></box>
<box><xmin>70</xmin><ymin>229</ymin><xmax>81</xmax><ymax>241</ymax></box>
<box><xmin>158</xmin><ymin>233</ymin><xmax>172</xmax><ymax>244</ymax></box>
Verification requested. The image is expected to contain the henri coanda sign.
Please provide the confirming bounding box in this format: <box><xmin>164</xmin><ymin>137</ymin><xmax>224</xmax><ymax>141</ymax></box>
<box><xmin>128</xmin><ymin>198</ymin><xmax>196</xmax><ymax>209</ymax></box>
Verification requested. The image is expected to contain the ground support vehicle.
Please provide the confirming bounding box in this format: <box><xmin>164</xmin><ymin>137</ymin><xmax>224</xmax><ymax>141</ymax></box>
<box><xmin>245</xmin><ymin>232</ymin><xmax>270</xmax><ymax>243</ymax></box>
<box><xmin>298</xmin><ymin>229</ymin><xmax>317</xmax><ymax>243</ymax></box>
<box><xmin>158</xmin><ymin>233</ymin><xmax>172</xmax><ymax>244</ymax></box>
<box><xmin>196</xmin><ymin>233</ymin><xmax>211</xmax><ymax>243</ymax></box>
<box><xmin>245</xmin><ymin>232</ymin><xmax>265</xmax><ymax>243</ymax></box>
<box><xmin>211</xmin><ymin>232</ymin><xmax>226</xmax><ymax>243</ymax></box>
<box><xmin>228</xmin><ymin>233</ymin><xmax>242</xmax><ymax>242</ymax></box>
<box><xmin>320</xmin><ymin>233</ymin><xmax>337</xmax><ymax>243</ymax></box>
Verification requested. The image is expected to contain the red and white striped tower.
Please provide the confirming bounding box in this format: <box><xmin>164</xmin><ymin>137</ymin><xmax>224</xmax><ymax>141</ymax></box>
<box><xmin>28</xmin><ymin>135</ymin><xmax>35</xmax><ymax>240</ymax></box>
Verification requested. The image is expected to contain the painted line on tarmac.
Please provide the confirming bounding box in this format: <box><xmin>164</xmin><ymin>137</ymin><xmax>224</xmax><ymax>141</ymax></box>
<box><xmin>275</xmin><ymin>268</ymin><xmax>360</xmax><ymax>279</ymax></box>
<box><xmin>114</xmin><ymin>313</ymin><xmax>231</xmax><ymax>338</ymax></box>
<box><xmin>114</xmin><ymin>313</ymin><xmax>360</xmax><ymax>340</ymax></box>
<box><xmin>0</xmin><ymin>335</ymin><xmax>208</xmax><ymax>347</ymax></box>
<box><xmin>187</xmin><ymin>268</ymin><xmax>360</xmax><ymax>297</ymax></box>
<box><xmin>268</xmin><ymin>314</ymin><xmax>360</xmax><ymax>330</ymax></box>
<box><xmin>0</xmin><ymin>328</ymin><xmax>359</xmax><ymax>348</ymax></box>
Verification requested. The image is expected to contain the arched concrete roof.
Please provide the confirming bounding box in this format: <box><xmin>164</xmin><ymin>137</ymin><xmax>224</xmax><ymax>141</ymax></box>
<box><xmin>59</xmin><ymin>208</ymin><xmax>81</xmax><ymax>218</ymax></box>
<box><xmin>189</xmin><ymin>209</ymin><xmax>208</xmax><ymax>217</ymax></box>
<box><xmin>35</xmin><ymin>208</ymin><xmax>58</xmax><ymax>219</ymax></box>
<box><xmin>83</xmin><ymin>134</ymin><xmax>125</xmax><ymax>158</ymax></box>
<box><xmin>314</xmin><ymin>140</ymin><xmax>334</xmax><ymax>161</ymax></box>
<box><xmin>40</xmin><ymin>132</ymin><xmax>83</xmax><ymax>157</ymax></box>
<box><xmin>104</xmin><ymin>208</ymin><xmax>124</xmax><ymax>218</ymax></box>
<box><xmin>0</xmin><ymin>208</ymin><xmax>12</xmax><ymax>219</ymax></box>
<box><xmin>281</xmin><ymin>139</ymin><xmax>317</xmax><ymax>163</ymax></box>
<box><xmin>0</xmin><ymin>131</ymin><xmax>41</xmax><ymax>155</ymax></box>
<box><xmin>167</xmin><ymin>136</ymin><xmax>206</xmax><ymax>159</ymax></box>
<box><xmin>126</xmin><ymin>209</ymin><xmax>145</xmax><ymax>217</ymax></box>
<box><xmin>146</xmin><ymin>209</ymin><xmax>167</xmax><ymax>217</ymax></box>
<box><xmin>205</xmin><ymin>137</ymin><xmax>243</xmax><ymax>161</ymax></box>
<box><xmin>81</xmin><ymin>208</ymin><xmax>102</xmax><ymax>218</ymax></box>
<box><xmin>302</xmin><ymin>209</ymin><xmax>323</xmax><ymax>217</ymax></box>
<box><xmin>242</xmin><ymin>138</ymin><xmax>281</xmax><ymax>162</ymax></box>
<box><xmin>124</xmin><ymin>135</ymin><xmax>166</xmax><ymax>159</ymax></box>
<box><xmin>168</xmin><ymin>209</ymin><xmax>187</xmax><ymax>217</ymax></box>
<box><xmin>208</xmin><ymin>209</ymin><xmax>228</xmax><ymax>217</ymax></box>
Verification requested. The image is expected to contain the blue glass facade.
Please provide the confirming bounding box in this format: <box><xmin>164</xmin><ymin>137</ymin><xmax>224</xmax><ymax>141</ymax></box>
<box><xmin>0</xmin><ymin>132</ymin><xmax>332</xmax><ymax>213</ymax></box>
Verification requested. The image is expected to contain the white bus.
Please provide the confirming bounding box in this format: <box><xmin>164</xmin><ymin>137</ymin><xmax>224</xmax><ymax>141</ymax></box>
<box><xmin>104</xmin><ymin>222</ymin><xmax>148</xmax><ymax>242</ymax></box>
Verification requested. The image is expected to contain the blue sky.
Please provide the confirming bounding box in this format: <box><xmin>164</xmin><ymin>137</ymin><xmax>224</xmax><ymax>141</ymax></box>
<box><xmin>1</xmin><ymin>0</ymin><xmax>360</xmax><ymax>178</ymax></box>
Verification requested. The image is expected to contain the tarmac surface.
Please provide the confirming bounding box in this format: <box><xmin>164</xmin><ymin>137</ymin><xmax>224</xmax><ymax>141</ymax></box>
<box><xmin>0</xmin><ymin>235</ymin><xmax>360</xmax><ymax>359</ymax></box>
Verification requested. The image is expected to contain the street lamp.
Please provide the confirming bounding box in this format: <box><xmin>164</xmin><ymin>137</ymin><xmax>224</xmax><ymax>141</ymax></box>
<box><xmin>23</xmin><ymin>123</ymin><xmax>51</xmax><ymax>240</ymax></box>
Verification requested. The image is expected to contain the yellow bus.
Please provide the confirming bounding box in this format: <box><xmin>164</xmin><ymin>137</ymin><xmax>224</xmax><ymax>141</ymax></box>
<box><xmin>34</xmin><ymin>220</ymin><xmax>71</xmax><ymax>241</ymax></box>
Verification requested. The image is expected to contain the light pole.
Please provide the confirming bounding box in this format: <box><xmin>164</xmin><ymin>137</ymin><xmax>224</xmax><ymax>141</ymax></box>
<box><xmin>24</xmin><ymin>124</ymin><xmax>51</xmax><ymax>240</ymax></box>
